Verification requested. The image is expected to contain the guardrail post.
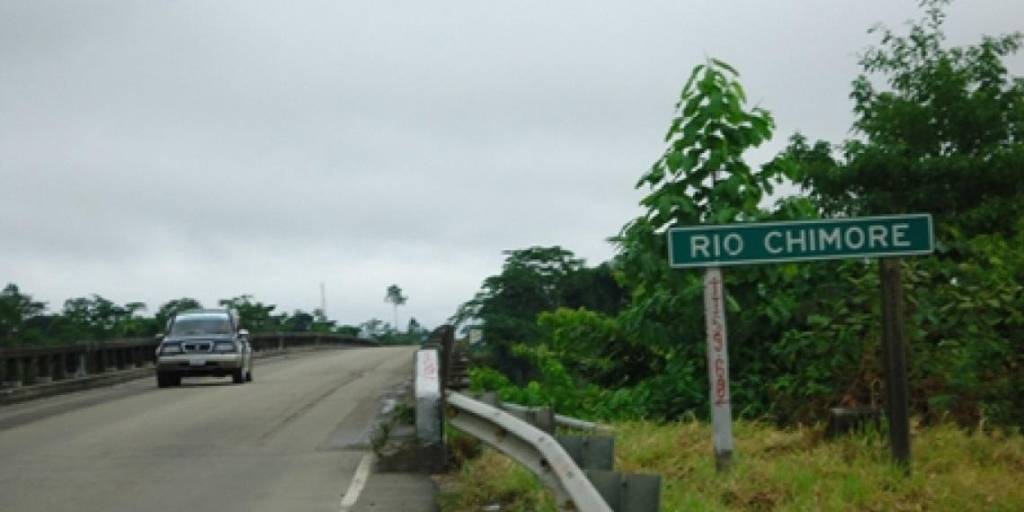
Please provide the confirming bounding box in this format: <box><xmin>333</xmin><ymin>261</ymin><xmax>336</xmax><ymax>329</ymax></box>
<box><xmin>584</xmin><ymin>471</ymin><xmax>661</xmax><ymax>512</ymax></box>
<box><xmin>506</xmin><ymin>406</ymin><xmax>556</xmax><ymax>434</ymax></box>
<box><xmin>477</xmin><ymin>391</ymin><xmax>500</xmax><ymax>407</ymax></box>
<box><xmin>557</xmin><ymin>435</ymin><xmax>615</xmax><ymax>471</ymax></box>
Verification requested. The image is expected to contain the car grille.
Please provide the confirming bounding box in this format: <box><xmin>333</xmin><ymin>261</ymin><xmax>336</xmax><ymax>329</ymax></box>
<box><xmin>182</xmin><ymin>342</ymin><xmax>213</xmax><ymax>353</ymax></box>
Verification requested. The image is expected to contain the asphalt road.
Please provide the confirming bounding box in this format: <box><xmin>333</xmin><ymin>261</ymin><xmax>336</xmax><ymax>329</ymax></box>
<box><xmin>0</xmin><ymin>346</ymin><xmax>422</xmax><ymax>512</ymax></box>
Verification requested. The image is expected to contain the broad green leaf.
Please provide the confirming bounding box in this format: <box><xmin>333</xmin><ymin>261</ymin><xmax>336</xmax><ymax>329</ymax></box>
<box><xmin>681</xmin><ymin>64</ymin><xmax>705</xmax><ymax>96</ymax></box>
<box><xmin>666</xmin><ymin>151</ymin><xmax>684</xmax><ymax>171</ymax></box>
<box><xmin>710</xmin><ymin>58</ymin><xmax>739</xmax><ymax>76</ymax></box>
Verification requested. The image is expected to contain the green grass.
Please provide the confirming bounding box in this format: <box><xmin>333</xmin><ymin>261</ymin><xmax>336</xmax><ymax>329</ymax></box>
<box><xmin>439</xmin><ymin>420</ymin><xmax>1024</xmax><ymax>511</ymax></box>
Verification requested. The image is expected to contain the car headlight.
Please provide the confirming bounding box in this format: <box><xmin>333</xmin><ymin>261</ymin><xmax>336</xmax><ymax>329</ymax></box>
<box><xmin>160</xmin><ymin>343</ymin><xmax>182</xmax><ymax>355</ymax></box>
<box><xmin>214</xmin><ymin>342</ymin><xmax>237</xmax><ymax>353</ymax></box>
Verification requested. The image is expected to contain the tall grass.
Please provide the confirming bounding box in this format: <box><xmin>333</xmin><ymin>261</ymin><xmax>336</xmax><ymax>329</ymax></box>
<box><xmin>440</xmin><ymin>420</ymin><xmax>1024</xmax><ymax>511</ymax></box>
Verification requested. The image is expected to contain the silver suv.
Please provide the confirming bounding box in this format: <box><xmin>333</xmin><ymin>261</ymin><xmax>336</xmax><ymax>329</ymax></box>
<box><xmin>155</xmin><ymin>309</ymin><xmax>254</xmax><ymax>387</ymax></box>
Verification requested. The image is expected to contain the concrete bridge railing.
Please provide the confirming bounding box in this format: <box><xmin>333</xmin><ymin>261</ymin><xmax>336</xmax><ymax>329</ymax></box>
<box><xmin>0</xmin><ymin>333</ymin><xmax>378</xmax><ymax>391</ymax></box>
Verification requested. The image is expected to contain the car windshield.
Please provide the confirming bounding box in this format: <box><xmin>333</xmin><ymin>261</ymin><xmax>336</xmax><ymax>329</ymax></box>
<box><xmin>169</xmin><ymin>315</ymin><xmax>233</xmax><ymax>336</ymax></box>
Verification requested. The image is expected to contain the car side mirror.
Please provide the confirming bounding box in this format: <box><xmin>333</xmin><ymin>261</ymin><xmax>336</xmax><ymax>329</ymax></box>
<box><xmin>155</xmin><ymin>333</ymin><xmax>164</xmax><ymax>341</ymax></box>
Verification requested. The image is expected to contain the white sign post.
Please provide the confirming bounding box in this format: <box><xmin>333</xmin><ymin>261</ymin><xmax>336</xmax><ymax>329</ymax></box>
<box><xmin>703</xmin><ymin>267</ymin><xmax>734</xmax><ymax>470</ymax></box>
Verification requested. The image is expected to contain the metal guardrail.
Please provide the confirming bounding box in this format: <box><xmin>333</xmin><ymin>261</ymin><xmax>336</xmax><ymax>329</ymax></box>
<box><xmin>447</xmin><ymin>390</ymin><xmax>614</xmax><ymax>512</ymax></box>
<box><xmin>0</xmin><ymin>332</ymin><xmax>377</xmax><ymax>389</ymax></box>
<box><xmin>501</xmin><ymin>401</ymin><xmax>615</xmax><ymax>434</ymax></box>
<box><xmin>424</xmin><ymin>327</ymin><xmax>660</xmax><ymax>511</ymax></box>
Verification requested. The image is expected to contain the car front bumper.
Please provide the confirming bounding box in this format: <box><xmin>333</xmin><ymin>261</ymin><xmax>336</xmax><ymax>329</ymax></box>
<box><xmin>156</xmin><ymin>354</ymin><xmax>243</xmax><ymax>377</ymax></box>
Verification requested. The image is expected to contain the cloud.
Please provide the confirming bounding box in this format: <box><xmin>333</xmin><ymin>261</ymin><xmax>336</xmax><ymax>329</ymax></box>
<box><xmin>2</xmin><ymin>0</ymin><xmax>1021</xmax><ymax>326</ymax></box>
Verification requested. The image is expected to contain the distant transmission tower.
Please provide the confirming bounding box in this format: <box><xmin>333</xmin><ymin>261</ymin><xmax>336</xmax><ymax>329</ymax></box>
<box><xmin>319</xmin><ymin>282</ymin><xmax>327</xmax><ymax>318</ymax></box>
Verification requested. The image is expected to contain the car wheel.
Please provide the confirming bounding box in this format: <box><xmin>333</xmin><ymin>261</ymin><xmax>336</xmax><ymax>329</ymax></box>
<box><xmin>156</xmin><ymin>373</ymin><xmax>169</xmax><ymax>388</ymax></box>
<box><xmin>171</xmin><ymin>375</ymin><xmax>182</xmax><ymax>387</ymax></box>
<box><xmin>232</xmin><ymin>368</ymin><xmax>245</xmax><ymax>384</ymax></box>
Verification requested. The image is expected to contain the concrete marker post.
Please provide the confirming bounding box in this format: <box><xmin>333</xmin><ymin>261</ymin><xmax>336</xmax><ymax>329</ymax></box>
<box><xmin>414</xmin><ymin>347</ymin><xmax>446</xmax><ymax>472</ymax></box>
<box><xmin>414</xmin><ymin>348</ymin><xmax>443</xmax><ymax>446</ymax></box>
<box><xmin>704</xmin><ymin>267</ymin><xmax>734</xmax><ymax>471</ymax></box>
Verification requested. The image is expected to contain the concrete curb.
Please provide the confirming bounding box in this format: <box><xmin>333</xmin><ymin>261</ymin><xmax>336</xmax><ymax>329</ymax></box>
<box><xmin>0</xmin><ymin>367</ymin><xmax>155</xmax><ymax>406</ymax></box>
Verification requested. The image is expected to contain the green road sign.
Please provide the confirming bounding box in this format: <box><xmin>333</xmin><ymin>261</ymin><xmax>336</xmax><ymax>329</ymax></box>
<box><xmin>668</xmin><ymin>214</ymin><xmax>934</xmax><ymax>268</ymax></box>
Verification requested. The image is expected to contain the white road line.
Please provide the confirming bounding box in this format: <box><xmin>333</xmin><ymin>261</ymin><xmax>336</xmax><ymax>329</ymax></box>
<box><xmin>339</xmin><ymin>453</ymin><xmax>374</xmax><ymax>512</ymax></box>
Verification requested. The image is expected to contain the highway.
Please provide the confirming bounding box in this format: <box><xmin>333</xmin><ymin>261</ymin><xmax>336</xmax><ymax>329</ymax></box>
<box><xmin>0</xmin><ymin>346</ymin><xmax>421</xmax><ymax>512</ymax></box>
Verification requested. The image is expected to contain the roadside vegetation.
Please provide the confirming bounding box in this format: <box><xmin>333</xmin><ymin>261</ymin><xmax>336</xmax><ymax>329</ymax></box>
<box><xmin>446</xmin><ymin>2</ymin><xmax>1023</xmax><ymax>509</ymax></box>
<box><xmin>453</xmin><ymin>0</ymin><xmax>1024</xmax><ymax>430</ymax></box>
<box><xmin>440</xmin><ymin>420</ymin><xmax>1024</xmax><ymax>511</ymax></box>
<box><xmin>0</xmin><ymin>287</ymin><xmax>431</xmax><ymax>346</ymax></box>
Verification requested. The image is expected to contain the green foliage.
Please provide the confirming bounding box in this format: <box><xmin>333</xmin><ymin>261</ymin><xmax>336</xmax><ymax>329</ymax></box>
<box><xmin>0</xmin><ymin>284</ymin><xmax>46</xmax><ymax>343</ymax></box>
<box><xmin>442</xmin><ymin>420</ymin><xmax>1024</xmax><ymax>511</ymax></box>
<box><xmin>453</xmin><ymin>246</ymin><xmax>626</xmax><ymax>383</ymax></box>
<box><xmin>385</xmin><ymin>284</ymin><xmax>408</xmax><ymax>329</ymax></box>
<box><xmin>439</xmin><ymin>447</ymin><xmax>558</xmax><ymax>512</ymax></box>
<box><xmin>615</xmin><ymin>57</ymin><xmax>785</xmax><ymax>356</ymax></box>
<box><xmin>461</xmin><ymin>6</ymin><xmax>1024</xmax><ymax>430</ymax></box>
<box><xmin>635</xmin><ymin>58</ymin><xmax>780</xmax><ymax>226</ymax></box>
<box><xmin>219</xmin><ymin>295</ymin><xmax>278</xmax><ymax>332</ymax></box>
<box><xmin>0</xmin><ymin>287</ymin><xmax>378</xmax><ymax>346</ymax></box>
<box><xmin>384</xmin><ymin>284</ymin><xmax>407</xmax><ymax>307</ymax></box>
<box><xmin>155</xmin><ymin>297</ymin><xmax>203</xmax><ymax>330</ymax></box>
<box><xmin>357</xmin><ymin>316</ymin><xmax>429</xmax><ymax>345</ymax></box>
<box><xmin>789</xmin><ymin>0</ymin><xmax>1024</xmax><ymax>236</ymax></box>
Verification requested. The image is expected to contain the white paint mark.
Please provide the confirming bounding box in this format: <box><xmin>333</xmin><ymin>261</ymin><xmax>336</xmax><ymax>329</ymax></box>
<box><xmin>339</xmin><ymin>453</ymin><xmax>374</xmax><ymax>511</ymax></box>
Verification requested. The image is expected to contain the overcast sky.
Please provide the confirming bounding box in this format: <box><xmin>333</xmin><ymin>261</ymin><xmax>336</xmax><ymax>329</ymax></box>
<box><xmin>2</xmin><ymin>1</ymin><xmax>1021</xmax><ymax>328</ymax></box>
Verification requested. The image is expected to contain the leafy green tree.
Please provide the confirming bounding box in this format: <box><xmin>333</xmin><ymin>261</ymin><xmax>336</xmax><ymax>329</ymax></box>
<box><xmin>155</xmin><ymin>298</ymin><xmax>203</xmax><ymax>332</ymax></box>
<box><xmin>284</xmin><ymin>310</ymin><xmax>315</xmax><ymax>332</ymax></box>
<box><xmin>219</xmin><ymin>295</ymin><xmax>280</xmax><ymax>332</ymax></box>
<box><xmin>0</xmin><ymin>284</ymin><xmax>46</xmax><ymax>345</ymax></box>
<box><xmin>53</xmin><ymin>295</ymin><xmax>154</xmax><ymax>340</ymax></box>
<box><xmin>118</xmin><ymin>302</ymin><xmax>156</xmax><ymax>337</ymax></box>
<box><xmin>62</xmin><ymin>295</ymin><xmax>120</xmax><ymax>340</ymax></box>
<box><xmin>359</xmin><ymin>318</ymin><xmax>392</xmax><ymax>340</ymax></box>
<box><xmin>406</xmin><ymin>317</ymin><xmax>427</xmax><ymax>340</ymax></box>
<box><xmin>773</xmin><ymin>0</ymin><xmax>1024</xmax><ymax>425</ymax></box>
<box><xmin>788</xmin><ymin>0</ymin><xmax>1024</xmax><ymax>236</ymax></box>
<box><xmin>453</xmin><ymin>247</ymin><xmax>586</xmax><ymax>345</ymax></box>
<box><xmin>466</xmin><ymin>6</ymin><xmax>1024</xmax><ymax>427</ymax></box>
<box><xmin>311</xmin><ymin>308</ymin><xmax>337</xmax><ymax>333</ymax></box>
<box><xmin>333</xmin><ymin>324</ymin><xmax>361</xmax><ymax>337</ymax></box>
<box><xmin>384</xmin><ymin>284</ymin><xmax>407</xmax><ymax>331</ymax></box>
<box><xmin>615</xmin><ymin>57</ymin><xmax>780</xmax><ymax>354</ymax></box>
<box><xmin>453</xmin><ymin>246</ymin><xmax>628</xmax><ymax>383</ymax></box>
